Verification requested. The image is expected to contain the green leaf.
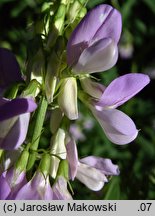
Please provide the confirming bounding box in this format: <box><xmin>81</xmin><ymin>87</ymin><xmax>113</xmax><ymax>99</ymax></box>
<box><xmin>104</xmin><ymin>177</ymin><xmax>120</xmax><ymax>200</ymax></box>
<box><xmin>143</xmin><ymin>0</ymin><xmax>155</xmax><ymax>14</ymax></box>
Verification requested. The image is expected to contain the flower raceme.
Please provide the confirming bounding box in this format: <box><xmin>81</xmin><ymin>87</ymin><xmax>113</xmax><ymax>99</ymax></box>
<box><xmin>81</xmin><ymin>73</ymin><xmax>150</xmax><ymax>145</ymax></box>
<box><xmin>67</xmin><ymin>4</ymin><xmax>122</xmax><ymax>74</ymax></box>
<box><xmin>0</xmin><ymin>2</ymin><xmax>151</xmax><ymax>200</ymax></box>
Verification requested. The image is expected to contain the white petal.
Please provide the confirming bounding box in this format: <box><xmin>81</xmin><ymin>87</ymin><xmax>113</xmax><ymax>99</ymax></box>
<box><xmin>76</xmin><ymin>162</ymin><xmax>107</xmax><ymax>191</ymax></box>
<box><xmin>58</xmin><ymin>77</ymin><xmax>78</xmax><ymax>120</ymax></box>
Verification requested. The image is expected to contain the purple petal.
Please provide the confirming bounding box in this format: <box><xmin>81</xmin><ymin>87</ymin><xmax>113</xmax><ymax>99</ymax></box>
<box><xmin>13</xmin><ymin>173</ymin><xmax>53</xmax><ymax>200</ymax></box>
<box><xmin>13</xmin><ymin>182</ymin><xmax>40</xmax><ymax>200</ymax></box>
<box><xmin>0</xmin><ymin>97</ymin><xmax>7</xmax><ymax>106</ymax></box>
<box><xmin>91</xmin><ymin>107</ymin><xmax>138</xmax><ymax>145</ymax></box>
<box><xmin>52</xmin><ymin>177</ymin><xmax>72</xmax><ymax>200</ymax></box>
<box><xmin>92</xmin><ymin>5</ymin><xmax>122</xmax><ymax>44</ymax></box>
<box><xmin>97</xmin><ymin>73</ymin><xmax>150</xmax><ymax>108</ymax></box>
<box><xmin>0</xmin><ymin>113</ymin><xmax>30</xmax><ymax>150</ymax></box>
<box><xmin>4</xmin><ymin>168</ymin><xmax>26</xmax><ymax>187</ymax></box>
<box><xmin>73</xmin><ymin>38</ymin><xmax>118</xmax><ymax>74</ymax></box>
<box><xmin>0</xmin><ymin>97</ymin><xmax>37</xmax><ymax>121</ymax></box>
<box><xmin>80</xmin><ymin>156</ymin><xmax>119</xmax><ymax>176</ymax></box>
<box><xmin>0</xmin><ymin>173</ymin><xmax>11</xmax><ymax>200</ymax></box>
<box><xmin>67</xmin><ymin>4</ymin><xmax>122</xmax><ymax>66</ymax></box>
<box><xmin>5</xmin><ymin>170</ymin><xmax>27</xmax><ymax>200</ymax></box>
<box><xmin>66</xmin><ymin>138</ymin><xmax>78</xmax><ymax>180</ymax></box>
<box><xmin>0</xmin><ymin>48</ymin><xmax>23</xmax><ymax>88</ymax></box>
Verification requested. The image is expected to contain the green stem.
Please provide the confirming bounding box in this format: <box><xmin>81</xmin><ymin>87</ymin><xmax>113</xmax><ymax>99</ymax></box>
<box><xmin>27</xmin><ymin>96</ymin><xmax>48</xmax><ymax>171</ymax></box>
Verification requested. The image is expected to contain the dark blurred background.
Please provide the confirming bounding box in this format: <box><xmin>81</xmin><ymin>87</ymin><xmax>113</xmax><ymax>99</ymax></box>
<box><xmin>0</xmin><ymin>0</ymin><xmax>155</xmax><ymax>199</ymax></box>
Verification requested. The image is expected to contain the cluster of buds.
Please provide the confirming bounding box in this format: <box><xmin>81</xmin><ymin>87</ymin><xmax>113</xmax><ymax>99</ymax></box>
<box><xmin>0</xmin><ymin>1</ymin><xmax>150</xmax><ymax>200</ymax></box>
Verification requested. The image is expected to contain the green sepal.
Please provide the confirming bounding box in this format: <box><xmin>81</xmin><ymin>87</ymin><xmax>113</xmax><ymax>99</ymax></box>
<box><xmin>15</xmin><ymin>149</ymin><xmax>29</xmax><ymax>173</ymax></box>
<box><xmin>21</xmin><ymin>79</ymin><xmax>40</xmax><ymax>98</ymax></box>
<box><xmin>4</xmin><ymin>82</ymin><xmax>24</xmax><ymax>99</ymax></box>
<box><xmin>56</xmin><ymin>159</ymin><xmax>69</xmax><ymax>180</ymax></box>
<box><xmin>39</xmin><ymin>153</ymin><xmax>51</xmax><ymax>177</ymax></box>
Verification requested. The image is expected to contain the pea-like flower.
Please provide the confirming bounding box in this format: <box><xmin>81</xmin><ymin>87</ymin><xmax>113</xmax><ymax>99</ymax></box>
<box><xmin>67</xmin><ymin>4</ymin><xmax>122</xmax><ymax>74</ymax></box>
<box><xmin>0</xmin><ymin>48</ymin><xmax>37</xmax><ymax>150</ymax></box>
<box><xmin>82</xmin><ymin>73</ymin><xmax>150</xmax><ymax>144</ymax></box>
<box><xmin>11</xmin><ymin>171</ymin><xmax>53</xmax><ymax>200</ymax></box>
<box><xmin>0</xmin><ymin>97</ymin><xmax>37</xmax><ymax>150</ymax></box>
<box><xmin>0</xmin><ymin>168</ymin><xmax>27</xmax><ymax>200</ymax></box>
<box><xmin>66</xmin><ymin>137</ymin><xmax>119</xmax><ymax>191</ymax></box>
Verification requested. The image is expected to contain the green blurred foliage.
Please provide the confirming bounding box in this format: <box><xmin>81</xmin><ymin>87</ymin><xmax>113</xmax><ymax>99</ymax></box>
<box><xmin>0</xmin><ymin>0</ymin><xmax>155</xmax><ymax>200</ymax></box>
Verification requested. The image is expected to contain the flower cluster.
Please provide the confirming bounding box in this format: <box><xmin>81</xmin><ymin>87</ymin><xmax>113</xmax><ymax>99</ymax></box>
<box><xmin>0</xmin><ymin>2</ymin><xmax>150</xmax><ymax>200</ymax></box>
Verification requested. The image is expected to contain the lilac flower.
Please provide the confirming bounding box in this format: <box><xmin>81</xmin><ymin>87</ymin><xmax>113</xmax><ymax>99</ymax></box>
<box><xmin>12</xmin><ymin>172</ymin><xmax>53</xmax><ymax>200</ymax></box>
<box><xmin>66</xmin><ymin>137</ymin><xmax>119</xmax><ymax>191</ymax></box>
<box><xmin>89</xmin><ymin>73</ymin><xmax>150</xmax><ymax>144</ymax></box>
<box><xmin>52</xmin><ymin>176</ymin><xmax>73</xmax><ymax>200</ymax></box>
<box><xmin>66</xmin><ymin>138</ymin><xmax>78</xmax><ymax>181</ymax></box>
<box><xmin>0</xmin><ymin>48</ymin><xmax>23</xmax><ymax>90</ymax></box>
<box><xmin>11</xmin><ymin>172</ymin><xmax>72</xmax><ymax>200</ymax></box>
<box><xmin>0</xmin><ymin>168</ymin><xmax>27</xmax><ymax>200</ymax></box>
<box><xmin>0</xmin><ymin>97</ymin><xmax>37</xmax><ymax>150</ymax></box>
<box><xmin>67</xmin><ymin>4</ymin><xmax>122</xmax><ymax>73</ymax></box>
<box><xmin>77</xmin><ymin>157</ymin><xmax>119</xmax><ymax>191</ymax></box>
<box><xmin>0</xmin><ymin>173</ymin><xmax>11</xmax><ymax>199</ymax></box>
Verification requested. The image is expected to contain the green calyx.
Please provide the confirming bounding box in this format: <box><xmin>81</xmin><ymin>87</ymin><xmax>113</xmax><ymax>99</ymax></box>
<box><xmin>15</xmin><ymin>149</ymin><xmax>29</xmax><ymax>173</ymax></box>
<box><xmin>56</xmin><ymin>159</ymin><xmax>69</xmax><ymax>180</ymax></box>
<box><xmin>21</xmin><ymin>79</ymin><xmax>40</xmax><ymax>98</ymax></box>
<box><xmin>39</xmin><ymin>153</ymin><xmax>51</xmax><ymax>177</ymax></box>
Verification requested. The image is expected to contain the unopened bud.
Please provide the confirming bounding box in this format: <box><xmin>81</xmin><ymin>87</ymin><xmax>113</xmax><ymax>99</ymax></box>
<box><xmin>58</xmin><ymin>77</ymin><xmax>78</xmax><ymax>120</ymax></box>
<box><xmin>45</xmin><ymin>75</ymin><xmax>57</xmax><ymax>103</ymax></box>
<box><xmin>50</xmin><ymin>127</ymin><xmax>67</xmax><ymax>178</ymax></box>
<box><xmin>67</xmin><ymin>1</ymin><xmax>82</xmax><ymax>23</ymax></box>
<box><xmin>29</xmin><ymin>49</ymin><xmax>45</xmax><ymax>84</ymax></box>
<box><xmin>54</xmin><ymin>1</ymin><xmax>67</xmax><ymax>34</ymax></box>
<box><xmin>50</xmin><ymin>128</ymin><xmax>66</xmax><ymax>160</ymax></box>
